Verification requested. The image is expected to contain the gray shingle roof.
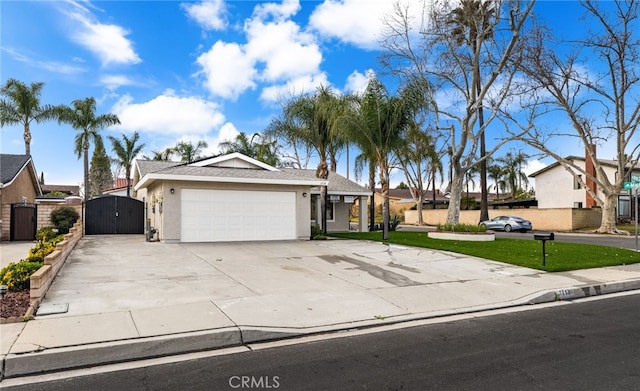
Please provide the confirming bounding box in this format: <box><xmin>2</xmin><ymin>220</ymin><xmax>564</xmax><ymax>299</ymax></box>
<box><xmin>133</xmin><ymin>157</ymin><xmax>368</xmax><ymax>194</ymax></box>
<box><xmin>283</xmin><ymin>169</ymin><xmax>369</xmax><ymax>194</ymax></box>
<box><xmin>1</xmin><ymin>154</ymin><xmax>31</xmax><ymax>184</ymax></box>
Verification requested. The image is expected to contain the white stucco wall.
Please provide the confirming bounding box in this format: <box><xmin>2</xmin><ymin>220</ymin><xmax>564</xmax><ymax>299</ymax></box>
<box><xmin>140</xmin><ymin>181</ymin><xmax>311</xmax><ymax>242</ymax></box>
<box><xmin>534</xmin><ymin>161</ymin><xmax>617</xmax><ymax>208</ymax></box>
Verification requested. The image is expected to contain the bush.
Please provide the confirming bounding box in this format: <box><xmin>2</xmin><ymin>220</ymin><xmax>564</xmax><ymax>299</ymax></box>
<box><xmin>26</xmin><ymin>235</ymin><xmax>63</xmax><ymax>263</ymax></box>
<box><xmin>36</xmin><ymin>226</ymin><xmax>59</xmax><ymax>242</ymax></box>
<box><xmin>436</xmin><ymin>223</ymin><xmax>487</xmax><ymax>233</ymax></box>
<box><xmin>311</xmin><ymin>224</ymin><xmax>326</xmax><ymax>240</ymax></box>
<box><xmin>389</xmin><ymin>215</ymin><xmax>402</xmax><ymax>231</ymax></box>
<box><xmin>50</xmin><ymin>206</ymin><xmax>79</xmax><ymax>234</ymax></box>
<box><xmin>0</xmin><ymin>261</ymin><xmax>43</xmax><ymax>291</ymax></box>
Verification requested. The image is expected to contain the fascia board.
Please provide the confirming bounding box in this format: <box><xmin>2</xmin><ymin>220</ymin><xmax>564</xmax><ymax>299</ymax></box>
<box><xmin>134</xmin><ymin>173</ymin><xmax>325</xmax><ymax>189</ymax></box>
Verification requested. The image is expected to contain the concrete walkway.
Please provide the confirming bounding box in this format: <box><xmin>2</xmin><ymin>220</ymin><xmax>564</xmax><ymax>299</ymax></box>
<box><xmin>0</xmin><ymin>241</ymin><xmax>35</xmax><ymax>269</ymax></box>
<box><xmin>2</xmin><ymin>235</ymin><xmax>640</xmax><ymax>379</ymax></box>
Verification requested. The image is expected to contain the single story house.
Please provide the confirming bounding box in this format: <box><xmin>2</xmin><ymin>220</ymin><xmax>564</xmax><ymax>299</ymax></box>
<box><xmin>0</xmin><ymin>154</ymin><xmax>42</xmax><ymax>241</ymax></box>
<box><xmin>132</xmin><ymin>153</ymin><xmax>369</xmax><ymax>243</ymax></box>
<box><xmin>529</xmin><ymin>150</ymin><xmax>640</xmax><ymax>220</ymax></box>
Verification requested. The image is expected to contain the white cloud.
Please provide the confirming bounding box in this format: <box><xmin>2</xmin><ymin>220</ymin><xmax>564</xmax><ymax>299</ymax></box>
<box><xmin>245</xmin><ymin>20</ymin><xmax>321</xmax><ymax>82</ymax></box>
<box><xmin>210</xmin><ymin>122</ymin><xmax>241</xmax><ymax>153</ymax></box>
<box><xmin>195</xmin><ymin>0</ymin><xmax>325</xmax><ymax>103</ymax></box>
<box><xmin>1</xmin><ymin>47</ymin><xmax>86</xmax><ymax>75</ymax></box>
<box><xmin>111</xmin><ymin>90</ymin><xmax>225</xmax><ymax>135</ymax></box>
<box><xmin>182</xmin><ymin>0</ymin><xmax>227</xmax><ymax>31</ymax></box>
<box><xmin>309</xmin><ymin>0</ymin><xmax>429</xmax><ymax>49</ymax></box>
<box><xmin>253</xmin><ymin>0</ymin><xmax>301</xmax><ymax>20</ymax></box>
<box><xmin>344</xmin><ymin>69</ymin><xmax>375</xmax><ymax>94</ymax></box>
<box><xmin>196</xmin><ymin>41</ymin><xmax>257</xmax><ymax>100</ymax></box>
<box><xmin>63</xmin><ymin>1</ymin><xmax>141</xmax><ymax>66</ymax></box>
<box><xmin>100</xmin><ymin>74</ymin><xmax>137</xmax><ymax>91</ymax></box>
<box><xmin>260</xmin><ymin>73</ymin><xmax>330</xmax><ymax>103</ymax></box>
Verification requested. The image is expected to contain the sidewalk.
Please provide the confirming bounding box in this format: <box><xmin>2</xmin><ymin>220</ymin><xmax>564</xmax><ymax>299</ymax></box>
<box><xmin>1</xmin><ymin>236</ymin><xmax>640</xmax><ymax>379</ymax></box>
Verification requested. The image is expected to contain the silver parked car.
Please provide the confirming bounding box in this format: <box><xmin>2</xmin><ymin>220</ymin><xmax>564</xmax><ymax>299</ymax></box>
<box><xmin>479</xmin><ymin>215</ymin><xmax>532</xmax><ymax>233</ymax></box>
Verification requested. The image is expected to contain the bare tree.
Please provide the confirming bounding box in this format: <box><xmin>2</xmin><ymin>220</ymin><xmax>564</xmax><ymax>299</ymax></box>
<box><xmin>515</xmin><ymin>0</ymin><xmax>640</xmax><ymax>234</ymax></box>
<box><xmin>380</xmin><ymin>0</ymin><xmax>535</xmax><ymax>225</ymax></box>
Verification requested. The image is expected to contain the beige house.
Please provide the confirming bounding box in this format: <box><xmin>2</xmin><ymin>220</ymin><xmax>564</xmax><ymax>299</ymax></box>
<box><xmin>132</xmin><ymin>153</ymin><xmax>369</xmax><ymax>243</ymax></box>
<box><xmin>0</xmin><ymin>154</ymin><xmax>42</xmax><ymax>241</ymax></box>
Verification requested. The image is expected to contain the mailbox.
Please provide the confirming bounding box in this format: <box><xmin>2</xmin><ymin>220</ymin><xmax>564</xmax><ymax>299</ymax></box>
<box><xmin>534</xmin><ymin>232</ymin><xmax>555</xmax><ymax>267</ymax></box>
<box><xmin>534</xmin><ymin>232</ymin><xmax>554</xmax><ymax>241</ymax></box>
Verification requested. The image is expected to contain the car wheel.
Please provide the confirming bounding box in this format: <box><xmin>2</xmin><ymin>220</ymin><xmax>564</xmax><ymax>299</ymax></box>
<box><xmin>504</xmin><ymin>224</ymin><xmax>512</xmax><ymax>232</ymax></box>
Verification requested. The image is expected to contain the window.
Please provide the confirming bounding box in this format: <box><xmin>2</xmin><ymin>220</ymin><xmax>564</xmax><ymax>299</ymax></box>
<box><xmin>618</xmin><ymin>195</ymin><xmax>630</xmax><ymax>217</ymax></box>
<box><xmin>573</xmin><ymin>175</ymin><xmax>582</xmax><ymax>190</ymax></box>
<box><xmin>310</xmin><ymin>194</ymin><xmax>335</xmax><ymax>222</ymax></box>
<box><xmin>573</xmin><ymin>202</ymin><xmax>583</xmax><ymax>208</ymax></box>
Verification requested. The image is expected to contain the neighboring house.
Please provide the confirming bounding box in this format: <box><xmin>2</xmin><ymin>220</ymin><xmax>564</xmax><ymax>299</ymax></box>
<box><xmin>372</xmin><ymin>188</ymin><xmax>416</xmax><ymax>215</ymax></box>
<box><xmin>102</xmin><ymin>178</ymin><xmax>129</xmax><ymax>196</ymax></box>
<box><xmin>41</xmin><ymin>184</ymin><xmax>80</xmax><ymax>197</ymax></box>
<box><xmin>0</xmin><ymin>154</ymin><xmax>42</xmax><ymax>241</ymax></box>
<box><xmin>132</xmin><ymin>153</ymin><xmax>370</xmax><ymax>243</ymax></box>
<box><xmin>529</xmin><ymin>149</ymin><xmax>640</xmax><ymax>220</ymax></box>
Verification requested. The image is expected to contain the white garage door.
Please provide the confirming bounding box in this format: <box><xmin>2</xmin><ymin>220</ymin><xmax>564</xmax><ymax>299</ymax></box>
<box><xmin>181</xmin><ymin>189</ymin><xmax>297</xmax><ymax>242</ymax></box>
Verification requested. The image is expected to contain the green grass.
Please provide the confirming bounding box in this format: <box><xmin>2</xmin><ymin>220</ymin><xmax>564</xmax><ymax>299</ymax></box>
<box><xmin>329</xmin><ymin>231</ymin><xmax>640</xmax><ymax>272</ymax></box>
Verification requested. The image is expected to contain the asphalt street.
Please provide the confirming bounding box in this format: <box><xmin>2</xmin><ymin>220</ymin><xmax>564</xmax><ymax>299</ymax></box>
<box><xmin>5</xmin><ymin>292</ymin><xmax>639</xmax><ymax>391</ymax></box>
<box><xmin>494</xmin><ymin>231</ymin><xmax>640</xmax><ymax>250</ymax></box>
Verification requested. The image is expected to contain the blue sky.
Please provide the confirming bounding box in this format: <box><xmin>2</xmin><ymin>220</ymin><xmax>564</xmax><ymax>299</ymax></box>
<box><xmin>0</xmin><ymin>0</ymin><xmax>605</xmax><ymax>192</ymax></box>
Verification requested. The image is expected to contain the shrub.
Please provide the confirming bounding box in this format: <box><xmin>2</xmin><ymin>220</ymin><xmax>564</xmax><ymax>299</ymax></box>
<box><xmin>50</xmin><ymin>206</ymin><xmax>79</xmax><ymax>234</ymax></box>
<box><xmin>0</xmin><ymin>261</ymin><xmax>43</xmax><ymax>291</ymax></box>
<box><xmin>36</xmin><ymin>226</ymin><xmax>59</xmax><ymax>242</ymax></box>
<box><xmin>311</xmin><ymin>224</ymin><xmax>326</xmax><ymax>240</ymax></box>
<box><xmin>26</xmin><ymin>235</ymin><xmax>63</xmax><ymax>263</ymax></box>
<box><xmin>436</xmin><ymin>223</ymin><xmax>487</xmax><ymax>233</ymax></box>
<box><xmin>389</xmin><ymin>215</ymin><xmax>402</xmax><ymax>231</ymax></box>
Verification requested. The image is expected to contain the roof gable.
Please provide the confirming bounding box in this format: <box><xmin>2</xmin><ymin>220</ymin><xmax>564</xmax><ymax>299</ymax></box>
<box><xmin>189</xmin><ymin>153</ymin><xmax>279</xmax><ymax>171</ymax></box>
<box><xmin>0</xmin><ymin>154</ymin><xmax>42</xmax><ymax>194</ymax></box>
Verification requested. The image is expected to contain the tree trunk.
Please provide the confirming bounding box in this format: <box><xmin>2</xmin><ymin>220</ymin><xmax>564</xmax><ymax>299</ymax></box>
<box><xmin>379</xmin><ymin>161</ymin><xmax>390</xmax><ymax>240</ymax></box>
<box><xmin>24</xmin><ymin>123</ymin><xmax>31</xmax><ymax>156</ymax></box>
<box><xmin>445</xmin><ymin>166</ymin><xmax>464</xmax><ymax>225</ymax></box>
<box><xmin>369</xmin><ymin>160</ymin><xmax>376</xmax><ymax>231</ymax></box>
<box><xmin>596</xmin><ymin>192</ymin><xmax>620</xmax><ymax>234</ymax></box>
<box><xmin>83</xmin><ymin>146</ymin><xmax>90</xmax><ymax>200</ymax></box>
<box><xmin>416</xmin><ymin>192</ymin><xmax>425</xmax><ymax>226</ymax></box>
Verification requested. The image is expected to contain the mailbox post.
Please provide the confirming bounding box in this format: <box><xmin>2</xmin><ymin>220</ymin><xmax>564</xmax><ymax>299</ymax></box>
<box><xmin>534</xmin><ymin>232</ymin><xmax>555</xmax><ymax>267</ymax></box>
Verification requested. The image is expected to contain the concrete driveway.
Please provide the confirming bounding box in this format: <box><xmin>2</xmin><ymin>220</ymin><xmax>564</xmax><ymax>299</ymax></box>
<box><xmin>0</xmin><ymin>241</ymin><xmax>35</xmax><ymax>269</ymax></box>
<box><xmin>37</xmin><ymin>235</ymin><xmax>580</xmax><ymax>324</ymax></box>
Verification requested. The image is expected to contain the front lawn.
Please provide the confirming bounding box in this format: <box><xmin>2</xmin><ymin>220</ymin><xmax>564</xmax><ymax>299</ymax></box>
<box><xmin>329</xmin><ymin>231</ymin><xmax>640</xmax><ymax>272</ymax></box>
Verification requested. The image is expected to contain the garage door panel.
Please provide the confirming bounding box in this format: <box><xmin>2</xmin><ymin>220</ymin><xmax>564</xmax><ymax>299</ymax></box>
<box><xmin>181</xmin><ymin>189</ymin><xmax>296</xmax><ymax>242</ymax></box>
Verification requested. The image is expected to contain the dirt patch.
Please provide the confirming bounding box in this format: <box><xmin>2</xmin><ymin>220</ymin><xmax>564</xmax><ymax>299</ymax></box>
<box><xmin>1</xmin><ymin>290</ymin><xmax>30</xmax><ymax>320</ymax></box>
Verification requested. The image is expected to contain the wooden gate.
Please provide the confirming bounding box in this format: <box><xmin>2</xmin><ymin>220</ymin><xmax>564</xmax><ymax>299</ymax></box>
<box><xmin>85</xmin><ymin>196</ymin><xmax>144</xmax><ymax>235</ymax></box>
<box><xmin>11</xmin><ymin>203</ymin><xmax>37</xmax><ymax>241</ymax></box>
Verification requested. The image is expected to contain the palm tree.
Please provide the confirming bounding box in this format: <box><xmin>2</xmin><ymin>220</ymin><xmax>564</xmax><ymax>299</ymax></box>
<box><xmin>497</xmin><ymin>151</ymin><xmax>530</xmax><ymax>199</ymax></box>
<box><xmin>108</xmin><ymin>132</ymin><xmax>145</xmax><ymax>197</ymax></box>
<box><xmin>145</xmin><ymin>148</ymin><xmax>174</xmax><ymax>161</ymax></box>
<box><xmin>487</xmin><ymin>161</ymin><xmax>506</xmax><ymax>200</ymax></box>
<box><xmin>218</xmin><ymin>132</ymin><xmax>280</xmax><ymax>166</ymax></box>
<box><xmin>56</xmin><ymin>97</ymin><xmax>120</xmax><ymax>200</ymax></box>
<box><xmin>173</xmin><ymin>140</ymin><xmax>208</xmax><ymax>163</ymax></box>
<box><xmin>276</xmin><ymin>85</ymin><xmax>344</xmax><ymax>234</ymax></box>
<box><xmin>464</xmin><ymin>164</ymin><xmax>480</xmax><ymax>209</ymax></box>
<box><xmin>342</xmin><ymin>78</ymin><xmax>415</xmax><ymax>239</ymax></box>
<box><xmin>0</xmin><ymin>78</ymin><xmax>59</xmax><ymax>155</ymax></box>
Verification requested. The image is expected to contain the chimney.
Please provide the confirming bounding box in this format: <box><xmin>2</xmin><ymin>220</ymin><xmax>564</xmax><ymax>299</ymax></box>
<box><xmin>585</xmin><ymin>145</ymin><xmax>597</xmax><ymax>208</ymax></box>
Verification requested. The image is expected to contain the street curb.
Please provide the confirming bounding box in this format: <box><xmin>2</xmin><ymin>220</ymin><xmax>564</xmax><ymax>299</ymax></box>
<box><xmin>2</xmin><ymin>281</ymin><xmax>639</xmax><ymax>380</ymax></box>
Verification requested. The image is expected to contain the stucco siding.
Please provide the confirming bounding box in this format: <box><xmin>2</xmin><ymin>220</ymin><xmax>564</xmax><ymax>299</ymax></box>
<box><xmin>140</xmin><ymin>181</ymin><xmax>311</xmax><ymax>242</ymax></box>
<box><xmin>1</xmin><ymin>168</ymin><xmax>39</xmax><ymax>241</ymax></box>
